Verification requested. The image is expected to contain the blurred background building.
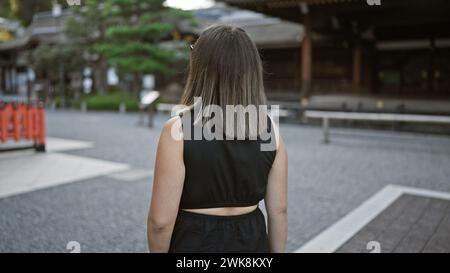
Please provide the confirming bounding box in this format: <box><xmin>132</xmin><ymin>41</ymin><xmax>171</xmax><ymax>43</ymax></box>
<box><xmin>0</xmin><ymin>0</ymin><xmax>450</xmax><ymax>114</ymax></box>
<box><xmin>223</xmin><ymin>0</ymin><xmax>450</xmax><ymax>99</ymax></box>
<box><xmin>219</xmin><ymin>0</ymin><xmax>450</xmax><ymax>115</ymax></box>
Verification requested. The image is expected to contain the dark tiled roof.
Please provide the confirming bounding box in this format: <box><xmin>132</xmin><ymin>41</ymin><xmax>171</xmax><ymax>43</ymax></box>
<box><xmin>222</xmin><ymin>0</ymin><xmax>355</xmax><ymax>6</ymax></box>
<box><xmin>179</xmin><ymin>4</ymin><xmax>304</xmax><ymax>48</ymax></box>
<box><xmin>0</xmin><ymin>10</ymin><xmax>72</xmax><ymax>51</ymax></box>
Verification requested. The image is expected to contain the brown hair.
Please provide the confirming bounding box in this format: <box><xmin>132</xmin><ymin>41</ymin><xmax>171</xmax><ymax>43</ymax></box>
<box><xmin>180</xmin><ymin>24</ymin><xmax>266</xmax><ymax>110</ymax></box>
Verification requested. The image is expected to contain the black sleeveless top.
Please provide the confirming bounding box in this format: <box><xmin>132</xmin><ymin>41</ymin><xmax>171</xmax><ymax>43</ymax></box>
<box><xmin>178</xmin><ymin>109</ymin><xmax>277</xmax><ymax>209</ymax></box>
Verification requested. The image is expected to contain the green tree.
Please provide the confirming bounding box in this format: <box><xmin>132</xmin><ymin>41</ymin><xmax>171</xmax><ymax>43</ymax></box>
<box><xmin>64</xmin><ymin>0</ymin><xmax>110</xmax><ymax>95</ymax></box>
<box><xmin>94</xmin><ymin>0</ymin><xmax>192</xmax><ymax>95</ymax></box>
<box><xmin>29</xmin><ymin>42</ymin><xmax>84</xmax><ymax>106</ymax></box>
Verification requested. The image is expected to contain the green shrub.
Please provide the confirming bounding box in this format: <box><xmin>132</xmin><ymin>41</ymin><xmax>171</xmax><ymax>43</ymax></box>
<box><xmin>53</xmin><ymin>96</ymin><xmax>80</xmax><ymax>109</ymax></box>
<box><xmin>83</xmin><ymin>92</ymin><xmax>139</xmax><ymax>111</ymax></box>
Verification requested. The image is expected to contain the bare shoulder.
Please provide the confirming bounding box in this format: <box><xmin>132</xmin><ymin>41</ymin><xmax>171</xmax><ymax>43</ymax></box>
<box><xmin>160</xmin><ymin>115</ymin><xmax>183</xmax><ymax>142</ymax></box>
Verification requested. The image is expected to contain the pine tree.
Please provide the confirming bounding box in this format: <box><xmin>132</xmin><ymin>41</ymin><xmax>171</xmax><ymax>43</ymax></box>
<box><xmin>94</xmin><ymin>0</ymin><xmax>192</xmax><ymax>95</ymax></box>
<box><xmin>64</xmin><ymin>0</ymin><xmax>110</xmax><ymax>95</ymax></box>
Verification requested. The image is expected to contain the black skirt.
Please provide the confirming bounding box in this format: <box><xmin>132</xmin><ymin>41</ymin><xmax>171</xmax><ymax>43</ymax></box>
<box><xmin>169</xmin><ymin>207</ymin><xmax>270</xmax><ymax>253</ymax></box>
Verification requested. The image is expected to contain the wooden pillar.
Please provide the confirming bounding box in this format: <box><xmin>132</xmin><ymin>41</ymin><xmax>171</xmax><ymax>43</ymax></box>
<box><xmin>10</xmin><ymin>51</ymin><xmax>17</xmax><ymax>94</ymax></box>
<box><xmin>8</xmin><ymin>66</ymin><xmax>14</xmax><ymax>93</ymax></box>
<box><xmin>300</xmin><ymin>14</ymin><xmax>312</xmax><ymax>98</ymax></box>
<box><xmin>0</xmin><ymin>66</ymin><xmax>3</xmax><ymax>94</ymax></box>
<box><xmin>352</xmin><ymin>42</ymin><xmax>362</xmax><ymax>93</ymax></box>
<box><xmin>4</xmin><ymin>67</ymin><xmax>8</xmax><ymax>92</ymax></box>
<box><xmin>429</xmin><ymin>38</ymin><xmax>435</xmax><ymax>93</ymax></box>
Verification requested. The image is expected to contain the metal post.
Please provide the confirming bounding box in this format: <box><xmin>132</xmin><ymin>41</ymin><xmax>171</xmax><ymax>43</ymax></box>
<box><xmin>81</xmin><ymin>101</ymin><xmax>87</xmax><ymax>113</ymax></box>
<box><xmin>119</xmin><ymin>102</ymin><xmax>126</xmax><ymax>114</ymax></box>
<box><xmin>322</xmin><ymin>117</ymin><xmax>330</xmax><ymax>144</ymax></box>
<box><xmin>36</xmin><ymin>104</ymin><xmax>46</xmax><ymax>152</ymax></box>
<box><xmin>138</xmin><ymin>105</ymin><xmax>145</xmax><ymax>126</ymax></box>
<box><xmin>148</xmin><ymin>104</ymin><xmax>155</xmax><ymax>128</ymax></box>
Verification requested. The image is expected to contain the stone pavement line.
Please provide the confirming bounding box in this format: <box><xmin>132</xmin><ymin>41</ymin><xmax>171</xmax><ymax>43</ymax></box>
<box><xmin>0</xmin><ymin>137</ymin><xmax>130</xmax><ymax>199</ymax></box>
<box><xmin>106</xmin><ymin>169</ymin><xmax>154</xmax><ymax>182</ymax></box>
<box><xmin>45</xmin><ymin>137</ymin><xmax>94</xmax><ymax>152</ymax></box>
<box><xmin>294</xmin><ymin>185</ymin><xmax>450</xmax><ymax>253</ymax></box>
<box><xmin>0</xmin><ymin>137</ymin><xmax>93</xmax><ymax>153</ymax></box>
<box><xmin>0</xmin><ymin>153</ymin><xmax>130</xmax><ymax>199</ymax></box>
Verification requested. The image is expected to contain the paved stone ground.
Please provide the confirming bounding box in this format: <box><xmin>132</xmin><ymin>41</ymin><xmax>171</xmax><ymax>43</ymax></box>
<box><xmin>1</xmin><ymin>110</ymin><xmax>450</xmax><ymax>252</ymax></box>
<box><xmin>337</xmin><ymin>194</ymin><xmax>450</xmax><ymax>253</ymax></box>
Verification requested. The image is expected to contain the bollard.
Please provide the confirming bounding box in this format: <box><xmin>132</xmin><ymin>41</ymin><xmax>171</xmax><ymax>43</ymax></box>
<box><xmin>148</xmin><ymin>105</ymin><xmax>155</xmax><ymax>128</ymax></box>
<box><xmin>119</xmin><ymin>102</ymin><xmax>126</xmax><ymax>114</ymax></box>
<box><xmin>81</xmin><ymin>101</ymin><xmax>87</xmax><ymax>113</ymax></box>
<box><xmin>322</xmin><ymin>116</ymin><xmax>330</xmax><ymax>144</ymax></box>
<box><xmin>138</xmin><ymin>104</ymin><xmax>145</xmax><ymax>126</ymax></box>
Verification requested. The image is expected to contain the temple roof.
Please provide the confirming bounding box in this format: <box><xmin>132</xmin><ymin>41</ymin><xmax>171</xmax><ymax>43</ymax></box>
<box><xmin>221</xmin><ymin>0</ymin><xmax>356</xmax><ymax>7</ymax></box>
<box><xmin>1</xmin><ymin>3</ymin><xmax>305</xmax><ymax>52</ymax></box>
<box><xmin>0</xmin><ymin>10</ymin><xmax>72</xmax><ymax>52</ymax></box>
<box><xmin>178</xmin><ymin>4</ymin><xmax>304</xmax><ymax>48</ymax></box>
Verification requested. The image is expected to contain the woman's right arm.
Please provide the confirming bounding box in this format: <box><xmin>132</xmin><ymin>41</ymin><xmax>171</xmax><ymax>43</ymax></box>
<box><xmin>147</xmin><ymin>116</ymin><xmax>185</xmax><ymax>252</ymax></box>
<box><xmin>264</xmin><ymin>125</ymin><xmax>288</xmax><ymax>253</ymax></box>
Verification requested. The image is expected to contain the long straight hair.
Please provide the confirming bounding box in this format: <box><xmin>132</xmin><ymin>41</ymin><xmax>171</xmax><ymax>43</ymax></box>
<box><xmin>180</xmin><ymin>24</ymin><xmax>268</xmax><ymax>139</ymax></box>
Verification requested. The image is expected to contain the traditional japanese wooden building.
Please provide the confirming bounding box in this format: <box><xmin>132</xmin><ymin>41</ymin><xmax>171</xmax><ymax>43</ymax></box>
<box><xmin>220</xmin><ymin>0</ymin><xmax>450</xmax><ymax>102</ymax></box>
<box><xmin>0</xmin><ymin>9</ymin><xmax>72</xmax><ymax>100</ymax></box>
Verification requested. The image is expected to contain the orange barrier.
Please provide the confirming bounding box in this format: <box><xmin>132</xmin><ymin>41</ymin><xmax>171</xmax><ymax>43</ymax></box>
<box><xmin>0</xmin><ymin>102</ymin><xmax>46</xmax><ymax>152</ymax></box>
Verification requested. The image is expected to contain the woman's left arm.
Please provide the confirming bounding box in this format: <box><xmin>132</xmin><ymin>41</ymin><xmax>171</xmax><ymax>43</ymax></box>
<box><xmin>147</xmin><ymin>116</ymin><xmax>185</xmax><ymax>252</ymax></box>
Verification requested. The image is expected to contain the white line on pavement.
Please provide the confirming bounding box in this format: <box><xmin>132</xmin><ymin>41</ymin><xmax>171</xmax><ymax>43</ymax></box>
<box><xmin>0</xmin><ymin>152</ymin><xmax>129</xmax><ymax>199</ymax></box>
<box><xmin>294</xmin><ymin>184</ymin><xmax>450</xmax><ymax>253</ymax></box>
<box><xmin>107</xmin><ymin>169</ymin><xmax>154</xmax><ymax>182</ymax></box>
